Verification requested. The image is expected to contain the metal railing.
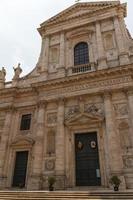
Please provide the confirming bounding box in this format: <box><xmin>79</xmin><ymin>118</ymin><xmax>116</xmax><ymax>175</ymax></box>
<box><xmin>72</xmin><ymin>63</ymin><xmax>91</xmax><ymax>74</ymax></box>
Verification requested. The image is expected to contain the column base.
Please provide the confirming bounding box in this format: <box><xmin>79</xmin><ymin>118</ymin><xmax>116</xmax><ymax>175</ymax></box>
<box><xmin>124</xmin><ymin>168</ymin><xmax>133</xmax><ymax>189</ymax></box>
<box><xmin>27</xmin><ymin>175</ymin><xmax>43</xmax><ymax>190</ymax></box>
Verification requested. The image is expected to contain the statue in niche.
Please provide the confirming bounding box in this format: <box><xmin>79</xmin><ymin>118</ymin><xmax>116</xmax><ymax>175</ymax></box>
<box><xmin>13</xmin><ymin>63</ymin><xmax>22</xmax><ymax>80</ymax></box>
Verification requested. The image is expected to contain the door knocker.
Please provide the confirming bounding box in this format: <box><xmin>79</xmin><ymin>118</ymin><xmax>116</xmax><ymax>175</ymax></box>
<box><xmin>90</xmin><ymin>141</ymin><xmax>96</xmax><ymax>149</ymax></box>
<box><xmin>76</xmin><ymin>140</ymin><xmax>84</xmax><ymax>151</ymax></box>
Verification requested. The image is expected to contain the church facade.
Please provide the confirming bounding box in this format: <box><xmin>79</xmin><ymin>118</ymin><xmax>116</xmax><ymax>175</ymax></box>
<box><xmin>0</xmin><ymin>1</ymin><xmax>133</xmax><ymax>190</ymax></box>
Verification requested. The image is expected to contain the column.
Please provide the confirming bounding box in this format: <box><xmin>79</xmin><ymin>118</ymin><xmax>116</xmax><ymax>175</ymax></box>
<box><xmin>55</xmin><ymin>98</ymin><xmax>65</xmax><ymax>188</ymax></box>
<box><xmin>0</xmin><ymin>108</ymin><xmax>12</xmax><ymax>188</ymax></box>
<box><xmin>95</xmin><ymin>21</ymin><xmax>107</xmax><ymax>70</ymax></box>
<box><xmin>113</xmin><ymin>16</ymin><xmax>129</xmax><ymax>65</ymax></box>
<box><xmin>127</xmin><ymin>90</ymin><xmax>133</xmax><ymax>147</ymax></box>
<box><xmin>104</xmin><ymin>93</ymin><xmax>123</xmax><ymax>173</ymax></box>
<box><xmin>32</xmin><ymin>101</ymin><xmax>45</xmax><ymax>189</ymax></box>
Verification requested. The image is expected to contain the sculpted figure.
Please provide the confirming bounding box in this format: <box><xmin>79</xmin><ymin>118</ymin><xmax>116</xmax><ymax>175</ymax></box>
<box><xmin>13</xmin><ymin>63</ymin><xmax>22</xmax><ymax>80</ymax></box>
<box><xmin>0</xmin><ymin>67</ymin><xmax>6</xmax><ymax>81</ymax></box>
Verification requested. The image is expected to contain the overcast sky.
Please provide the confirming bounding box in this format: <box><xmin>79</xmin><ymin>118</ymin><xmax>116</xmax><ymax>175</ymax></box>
<box><xmin>0</xmin><ymin>0</ymin><xmax>132</xmax><ymax>81</ymax></box>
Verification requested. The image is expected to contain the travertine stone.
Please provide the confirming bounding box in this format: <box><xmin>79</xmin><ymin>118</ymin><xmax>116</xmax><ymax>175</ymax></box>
<box><xmin>104</xmin><ymin>93</ymin><xmax>123</xmax><ymax>173</ymax></box>
<box><xmin>0</xmin><ymin>109</ymin><xmax>12</xmax><ymax>188</ymax></box>
<box><xmin>31</xmin><ymin>102</ymin><xmax>46</xmax><ymax>189</ymax></box>
<box><xmin>1</xmin><ymin>1</ymin><xmax>133</xmax><ymax>191</ymax></box>
<box><xmin>59</xmin><ymin>32</ymin><xmax>65</xmax><ymax>68</ymax></box>
<box><xmin>113</xmin><ymin>16</ymin><xmax>129</xmax><ymax>65</ymax></box>
<box><xmin>95</xmin><ymin>21</ymin><xmax>107</xmax><ymax>69</ymax></box>
<box><xmin>127</xmin><ymin>90</ymin><xmax>133</xmax><ymax>147</ymax></box>
<box><xmin>55</xmin><ymin>99</ymin><xmax>65</xmax><ymax>176</ymax></box>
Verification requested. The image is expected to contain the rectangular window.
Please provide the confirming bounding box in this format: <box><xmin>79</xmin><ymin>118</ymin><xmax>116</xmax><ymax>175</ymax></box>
<box><xmin>20</xmin><ymin>114</ymin><xmax>31</xmax><ymax>130</ymax></box>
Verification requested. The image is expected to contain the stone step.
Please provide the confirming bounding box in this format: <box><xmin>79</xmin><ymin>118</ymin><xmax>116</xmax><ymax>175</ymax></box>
<box><xmin>0</xmin><ymin>191</ymin><xmax>133</xmax><ymax>200</ymax></box>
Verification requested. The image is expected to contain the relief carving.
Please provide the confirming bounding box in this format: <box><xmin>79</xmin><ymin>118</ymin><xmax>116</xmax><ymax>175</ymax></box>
<box><xmin>65</xmin><ymin>105</ymin><xmax>80</xmax><ymax>120</ymax></box>
<box><xmin>123</xmin><ymin>156</ymin><xmax>133</xmax><ymax>168</ymax></box>
<box><xmin>45</xmin><ymin>159</ymin><xmax>55</xmax><ymax>171</ymax></box>
<box><xmin>84</xmin><ymin>104</ymin><xmax>104</xmax><ymax>117</ymax></box>
<box><xmin>114</xmin><ymin>103</ymin><xmax>128</xmax><ymax>116</ymax></box>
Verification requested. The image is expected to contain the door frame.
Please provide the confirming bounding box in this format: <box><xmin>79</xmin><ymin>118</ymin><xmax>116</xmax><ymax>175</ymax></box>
<box><xmin>75</xmin><ymin>131</ymin><xmax>101</xmax><ymax>186</ymax></box>
<box><xmin>65</xmin><ymin>125</ymin><xmax>107</xmax><ymax>188</ymax></box>
<box><xmin>7</xmin><ymin>147</ymin><xmax>31</xmax><ymax>189</ymax></box>
<box><xmin>12</xmin><ymin>150</ymin><xmax>29</xmax><ymax>187</ymax></box>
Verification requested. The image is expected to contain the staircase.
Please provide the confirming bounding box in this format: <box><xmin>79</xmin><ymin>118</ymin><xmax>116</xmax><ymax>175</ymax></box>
<box><xmin>0</xmin><ymin>191</ymin><xmax>133</xmax><ymax>200</ymax></box>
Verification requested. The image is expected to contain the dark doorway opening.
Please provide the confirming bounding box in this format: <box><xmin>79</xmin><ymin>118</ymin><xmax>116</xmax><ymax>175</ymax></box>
<box><xmin>75</xmin><ymin>132</ymin><xmax>101</xmax><ymax>186</ymax></box>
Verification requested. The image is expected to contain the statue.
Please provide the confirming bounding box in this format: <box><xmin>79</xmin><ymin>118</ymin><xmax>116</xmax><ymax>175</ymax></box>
<box><xmin>0</xmin><ymin>67</ymin><xmax>6</xmax><ymax>81</ymax></box>
<box><xmin>0</xmin><ymin>67</ymin><xmax>6</xmax><ymax>88</ymax></box>
<box><xmin>13</xmin><ymin>63</ymin><xmax>22</xmax><ymax>80</ymax></box>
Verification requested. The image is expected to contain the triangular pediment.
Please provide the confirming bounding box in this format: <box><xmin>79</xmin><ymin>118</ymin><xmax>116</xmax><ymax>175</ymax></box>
<box><xmin>65</xmin><ymin>112</ymin><xmax>104</xmax><ymax>126</ymax></box>
<box><xmin>40</xmin><ymin>1</ymin><xmax>121</xmax><ymax>27</ymax></box>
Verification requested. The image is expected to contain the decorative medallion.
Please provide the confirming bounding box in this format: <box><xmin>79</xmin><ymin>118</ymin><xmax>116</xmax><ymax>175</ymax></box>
<box><xmin>90</xmin><ymin>141</ymin><xmax>96</xmax><ymax>149</ymax></box>
<box><xmin>45</xmin><ymin>159</ymin><xmax>55</xmax><ymax>171</ymax></box>
<box><xmin>76</xmin><ymin>140</ymin><xmax>84</xmax><ymax>151</ymax></box>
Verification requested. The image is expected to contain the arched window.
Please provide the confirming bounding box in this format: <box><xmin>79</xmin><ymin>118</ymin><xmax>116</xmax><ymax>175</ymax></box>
<box><xmin>74</xmin><ymin>42</ymin><xmax>89</xmax><ymax>66</ymax></box>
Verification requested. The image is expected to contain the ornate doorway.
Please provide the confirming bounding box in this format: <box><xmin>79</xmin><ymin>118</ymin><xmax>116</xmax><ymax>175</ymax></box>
<box><xmin>75</xmin><ymin>132</ymin><xmax>101</xmax><ymax>186</ymax></box>
<box><xmin>12</xmin><ymin>151</ymin><xmax>28</xmax><ymax>187</ymax></box>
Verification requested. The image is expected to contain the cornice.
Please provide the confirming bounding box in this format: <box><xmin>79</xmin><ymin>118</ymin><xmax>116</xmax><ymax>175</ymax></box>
<box><xmin>38</xmin><ymin>2</ymin><xmax>123</xmax><ymax>36</ymax></box>
<box><xmin>1</xmin><ymin>64</ymin><xmax>133</xmax><ymax>99</ymax></box>
<box><xmin>32</xmin><ymin>64</ymin><xmax>133</xmax><ymax>89</ymax></box>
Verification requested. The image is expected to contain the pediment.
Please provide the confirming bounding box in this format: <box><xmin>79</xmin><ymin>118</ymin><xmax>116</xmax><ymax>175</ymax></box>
<box><xmin>65</xmin><ymin>112</ymin><xmax>104</xmax><ymax>126</ymax></box>
<box><xmin>40</xmin><ymin>1</ymin><xmax>121</xmax><ymax>27</ymax></box>
<box><xmin>11</xmin><ymin>136</ymin><xmax>35</xmax><ymax>147</ymax></box>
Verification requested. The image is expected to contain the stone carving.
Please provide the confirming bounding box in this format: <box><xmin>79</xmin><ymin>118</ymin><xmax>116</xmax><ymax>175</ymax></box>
<box><xmin>84</xmin><ymin>104</ymin><xmax>104</xmax><ymax>117</ymax></box>
<box><xmin>114</xmin><ymin>103</ymin><xmax>128</xmax><ymax>116</ymax></box>
<box><xmin>65</xmin><ymin>105</ymin><xmax>80</xmax><ymax>120</ymax></box>
<box><xmin>45</xmin><ymin>159</ymin><xmax>55</xmax><ymax>171</ymax></box>
<box><xmin>47</xmin><ymin>113</ymin><xmax>57</xmax><ymax>124</ymax></box>
<box><xmin>13</xmin><ymin>63</ymin><xmax>22</xmax><ymax>80</ymax></box>
<box><xmin>0</xmin><ymin>67</ymin><xmax>6</xmax><ymax>81</ymax></box>
<box><xmin>123</xmin><ymin>156</ymin><xmax>133</xmax><ymax>168</ymax></box>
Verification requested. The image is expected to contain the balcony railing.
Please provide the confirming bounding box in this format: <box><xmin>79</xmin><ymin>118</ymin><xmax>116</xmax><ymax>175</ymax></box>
<box><xmin>72</xmin><ymin>64</ymin><xmax>91</xmax><ymax>74</ymax></box>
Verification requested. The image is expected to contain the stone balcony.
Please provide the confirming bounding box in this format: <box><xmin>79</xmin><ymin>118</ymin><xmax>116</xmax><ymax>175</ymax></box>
<box><xmin>67</xmin><ymin>63</ymin><xmax>97</xmax><ymax>76</ymax></box>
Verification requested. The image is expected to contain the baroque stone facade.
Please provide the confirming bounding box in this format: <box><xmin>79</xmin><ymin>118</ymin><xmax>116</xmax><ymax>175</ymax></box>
<box><xmin>0</xmin><ymin>1</ymin><xmax>133</xmax><ymax>190</ymax></box>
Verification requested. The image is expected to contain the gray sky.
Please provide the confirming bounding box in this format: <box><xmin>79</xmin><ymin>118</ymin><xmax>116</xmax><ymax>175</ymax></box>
<box><xmin>0</xmin><ymin>0</ymin><xmax>132</xmax><ymax>81</ymax></box>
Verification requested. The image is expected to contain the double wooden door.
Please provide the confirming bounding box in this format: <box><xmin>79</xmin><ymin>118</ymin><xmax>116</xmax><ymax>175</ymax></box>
<box><xmin>12</xmin><ymin>151</ymin><xmax>28</xmax><ymax>187</ymax></box>
<box><xmin>75</xmin><ymin>132</ymin><xmax>101</xmax><ymax>186</ymax></box>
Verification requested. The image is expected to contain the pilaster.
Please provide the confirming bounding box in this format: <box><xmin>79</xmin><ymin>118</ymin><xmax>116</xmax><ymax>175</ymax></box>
<box><xmin>31</xmin><ymin>101</ymin><xmax>46</xmax><ymax>190</ymax></box>
<box><xmin>104</xmin><ymin>93</ymin><xmax>124</xmax><ymax>177</ymax></box>
<box><xmin>95</xmin><ymin>21</ymin><xmax>107</xmax><ymax>70</ymax></box>
<box><xmin>55</xmin><ymin>98</ymin><xmax>65</xmax><ymax>189</ymax></box>
<box><xmin>113</xmin><ymin>16</ymin><xmax>129</xmax><ymax>65</ymax></box>
<box><xmin>126</xmin><ymin>90</ymin><xmax>133</xmax><ymax>147</ymax></box>
<box><xmin>0</xmin><ymin>108</ymin><xmax>13</xmax><ymax>188</ymax></box>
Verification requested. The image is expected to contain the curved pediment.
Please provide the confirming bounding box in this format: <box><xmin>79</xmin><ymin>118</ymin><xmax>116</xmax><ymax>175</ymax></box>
<box><xmin>65</xmin><ymin>112</ymin><xmax>104</xmax><ymax>126</ymax></box>
<box><xmin>11</xmin><ymin>136</ymin><xmax>35</xmax><ymax>147</ymax></box>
